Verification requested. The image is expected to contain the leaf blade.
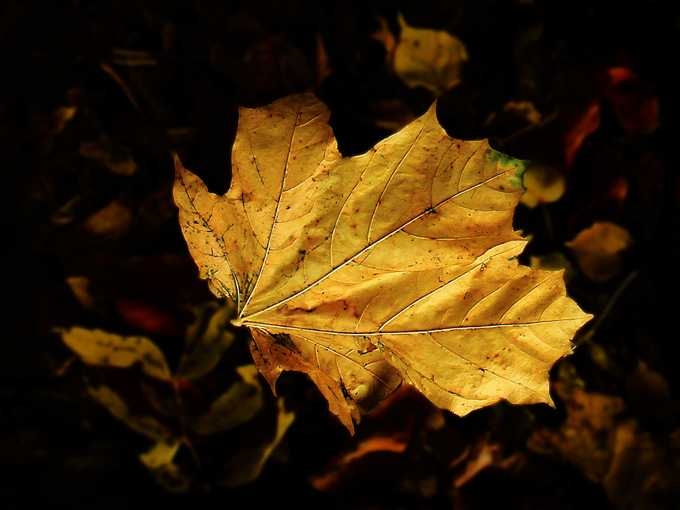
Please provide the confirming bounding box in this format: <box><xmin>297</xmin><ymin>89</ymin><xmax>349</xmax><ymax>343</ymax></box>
<box><xmin>175</xmin><ymin>93</ymin><xmax>592</xmax><ymax>431</ymax></box>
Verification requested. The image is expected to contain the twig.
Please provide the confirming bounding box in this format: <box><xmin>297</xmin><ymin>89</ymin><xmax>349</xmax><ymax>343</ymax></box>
<box><xmin>100</xmin><ymin>61</ymin><xmax>143</xmax><ymax>113</ymax></box>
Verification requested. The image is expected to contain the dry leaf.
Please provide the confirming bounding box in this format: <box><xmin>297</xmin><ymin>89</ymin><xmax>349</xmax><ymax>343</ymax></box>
<box><xmin>503</xmin><ymin>100</ymin><xmax>543</xmax><ymax>126</ymax></box>
<box><xmin>175</xmin><ymin>300</ymin><xmax>236</xmax><ymax>380</ymax></box>
<box><xmin>530</xmin><ymin>384</ymin><xmax>680</xmax><ymax>510</ymax></box>
<box><xmin>310</xmin><ymin>385</ymin><xmax>431</xmax><ymax>494</ymax></box>
<box><xmin>564</xmin><ymin>96</ymin><xmax>600</xmax><ymax>169</ymax></box>
<box><xmin>219</xmin><ymin>398</ymin><xmax>295</xmax><ymax>487</ymax></box>
<box><xmin>139</xmin><ymin>440</ymin><xmax>192</xmax><ymax>493</ymax></box>
<box><xmin>139</xmin><ymin>440</ymin><xmax>181</xmax><ymax>470</ymax></box>
<box><xmin>566</xmin><ymin>221</ymin><xmax>633</xmax><ymax>282</ymax></box>
<box><xmin>393</xmin><ymin>14</ymin><xmax>468</xmax><ymax>95</ymax></box>
<box><xmin>193</xmin><ymin>365</ymin><xmax>263</xmax><ymax>436</ymax></box>
<box><xmin>452</xmin><ymin>434</ymin><xmax>521</xmax><ymax>488</ymax></box>
<box><xmin>601</xmin><ymin>68</ymin><xmax>659</xmax><ymax>134</ymax></box>
<box><xmin>529</xmin><ymin>384</ymin><xmax>626</xmax><ymax>482</ymax></box>
<box><xmin>174</xmin><ymin>93</ymin><xmax>591</xmax><ymax>433</ymax></box>
<box><xmin>83</xmin><ymin>195</ymin><xmax>133</xmax><ymax>238</ymax></box>
<box><xmin>529</xmin><ymin>252</ymin><xmax>571</xmax><ymax>273</ymax></box>
<box><xmin>519</xmin><ymin>164</ymin><xmax>565</xmax><ymax>208</ymax></box>
<box><xmin>66</xmin><ymin>276</ymin><xmax>95</xmax><ymax>309</ymax></box>
<box><xmin>79</xmin><ymin>134</ymin><xmax>137</xmax><ymax>175</ymax></box>
<box><xmin>626</xmin><ymin>361</ymin><xmax>679</xmax><ymax>425</ymax></box>
<box><xmin>372</xmin><ymin>15</ymin><xmax>397</xmax><ymax>64</ymax></box>
<box><xmin>60</xmin><ymin>327</ymin><xmax>171</xmax><ymax>380</ymax></box>
<box><xmin>87</xmin><ymin>383</ymin><xmax>174</xmax><ymax>441</ymax></box>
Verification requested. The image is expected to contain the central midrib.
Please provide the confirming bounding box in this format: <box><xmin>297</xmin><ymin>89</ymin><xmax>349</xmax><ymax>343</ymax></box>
<box><xmin>242</xmin><ymin>160</ymin><xmax>515</xmax><ymax>322</ymax></box>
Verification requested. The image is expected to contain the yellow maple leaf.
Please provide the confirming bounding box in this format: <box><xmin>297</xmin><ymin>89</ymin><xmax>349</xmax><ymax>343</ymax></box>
<box><xmin>173</xmin><ymin>93</ymin><xmax>592</xmax><ymax>433</ymax></box>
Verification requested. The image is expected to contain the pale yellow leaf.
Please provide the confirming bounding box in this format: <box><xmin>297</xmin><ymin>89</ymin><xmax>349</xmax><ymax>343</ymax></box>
<box><xmin>393</xmin><ymin>13</ymin><xmax>468</xmax><ymax>95</ymax></box>
<box><xmin>60</xmin><ymin>326</ymin><xmax>171</xmax><ymax>380</ymax></box>
<box><xmin>139</xmin><ymin>439</ymin><xmax>181</xmax><ymax>469</ymax></box>
<box><xmin>139</xmin><ymin>440</ymin><xmax>193</xmax><ymax>492</ymax></box>
<box><xmin>87</xmin><ymin>383</ymin><xmax>173</xmax><ymax>441</ymax></box>
<box><xmin>520</xmin><ymin>164</ymin><xmax>565</xmax><ymax>208</ymax></box>
<box><xmin>193</xmin><ymin>364</ymin><xmax>263</xmax><ymax>436</ymax></box>
<box><xmin>174</xmin><ymin>93</ymin><xmax>592</xmax><ymax>432</ymax></box>
<box><xmin>175</xmin><ymin>300</ymin><xmax>236</xmax><ymax>380</ymax></box>
<box><xmin>219</xmin><ymin>398</ymin><xmax>295</xmax><ymax>487</ymax></box>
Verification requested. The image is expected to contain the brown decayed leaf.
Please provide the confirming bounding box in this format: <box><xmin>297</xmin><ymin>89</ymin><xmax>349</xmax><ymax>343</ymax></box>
<box><xmin>626</xmin><ymin>361</ymin><xmax>679</xmax><ymax>425</ymax></box>
<box><xmin>79</xmin><ymin>134</ymin><xmax>137</xmax><ymax>175</ymax></box>
<box><xmin>174</xmin><ymin>93</ymin><xmax>592</xmax><ymax>432</ymax></box>
<box><xmin>83</xmin><ymin>195</ymin><xmax>133</xmax><ymax>238</ymax></box>
<box><xmin>530</xmin><ymin>384</ymin><xmax>680</xmax><ymax>509</ymax></box>
<box><xmin>310</xmin><ymin>385</ymin><xmax>431</xmax><ymax>494</ymax></box>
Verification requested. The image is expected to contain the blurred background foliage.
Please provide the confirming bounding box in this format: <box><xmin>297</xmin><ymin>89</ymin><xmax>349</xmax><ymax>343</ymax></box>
<box><xmin>2</xmin><ymin>0</ymin><xmax>680</xmax><ymax>508</ymax></box>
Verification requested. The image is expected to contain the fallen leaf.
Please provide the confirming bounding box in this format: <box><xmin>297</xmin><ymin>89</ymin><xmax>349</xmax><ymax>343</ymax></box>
<box><xmin>175</xmin><ymin>300</ymin><xmax>236</xmax><ymax>380</ymax></box>
<box><xmin>310</xmin><ymin>385</ymin><xmax>432</xmax><ymax>494</ymax></box>
<box><xmin>193</xmin><ymin>365</ymin><xmax>263</xmax><ymax>436</ymax></box>
<box><xmin>529</xmin><ymin>384</ymin><xmax>625</xmax><ymax>481</ymax></box>
<box><xmin>311</xmin><ymin>434</ymin><xmax>409</xmax><ymax>493</ymax></box>
<box><xmin>139</xmin><ymin>440</ymin><xmax>181</xmax><ymax>469</ymax></box>
<box><xmin>564</xmin><ymin>96</ymin><xmax>600</xmax><ymax>170</ymax></box>
<box><xmin>219</xmin><ymin>398</ymin><xmax>295</xmax><ymax>487</ymax></box>
<box><xmin>60</xmin><ymin>327</ymin><xmax>171</xmax><ymax>380</ymax></box>
<box><xmin>452</xmin><ymin>434</ymin><xmax>521</xmax><ymax>488</ymax></box>
<box><xmin>372</xmin><ymin>15</ymin><xmax>397</xmax><ymax>65</ymax></box>
<box><xmin>79</xmin><ymin>133</ymin><xmax>137</xmax><ymax>175</ymax></box>
<box><xmin>66</xmin><ymin>276</ymin><xmax>95</xmax><ymax>309</ymax></box>
<box><xmin>529</xmin><ymin>384</ymin><xmax>680</xmax><ymax>509</ymax></box>
<box><xmin>529</xmin><ymin>252</ymin><xmax>571</xmax><ymax>273</ymax></box>
<box><xmin>519</xmin><ymin>164</ymin><xmax>565</xmax><ymax>208</ymax></box>
<box><xmin>33</xmin><ymin>105</ymin><xmax>77</xmax><ymax>139</ymax></box>
<box><xmin>566</xmin><ymin>221</ymin><xmax>633</xmax><ymax>282</ymax></box>
<box><xmin>315</xmin><ymin>32</ymin><xmax>332</xmax><ymax>85</ymax></box>
<box><xmin>87</xmin><ymin>383</ymin><xmax>173</xmax><ymax>441</ymax></box>
<box><xmin>393</xmin><ymin>14</ymin><xmax>468</xmax><ymax>95</ymax></box>
<box><xmin>174</xmin><ymin>93</ymin><xmax>592</xmax><ymax>433</ymax></box>
<box><xmin>82</xmin><ymin>195</ymin><xmax>133</xmax><ymax>238</ymax></box>
<box><xmin>601</xmin><ymin>68</ymin><xmax>659</xmax><ymax>134</ymax></box>
<box><xmin>503</xmin><ymin>100</ymin><xmax>543</xmax><ymax>126</ymax></box>
<box><xmin>139</xmin><ymin>440</ymin><xmax>193</xmax><ymax>493</ymax></box>
<box><xmin>626</xmin><ymin>361</ymin><xmax>679</xmax><ymax>425</ymax></box>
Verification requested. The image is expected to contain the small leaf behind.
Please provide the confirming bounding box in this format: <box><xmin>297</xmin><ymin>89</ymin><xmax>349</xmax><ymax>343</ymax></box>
<box><xmin>60</xmin><ymin>326</ymin><xmax>171</xmax><ymax>380</ymax></box>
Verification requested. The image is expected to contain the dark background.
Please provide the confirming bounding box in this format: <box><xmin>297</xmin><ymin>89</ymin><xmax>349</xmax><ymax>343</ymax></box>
<box><xmin>2</xmin><ymin>0</ymin><xmax>680</xmax><ymax>508</ymax></box>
